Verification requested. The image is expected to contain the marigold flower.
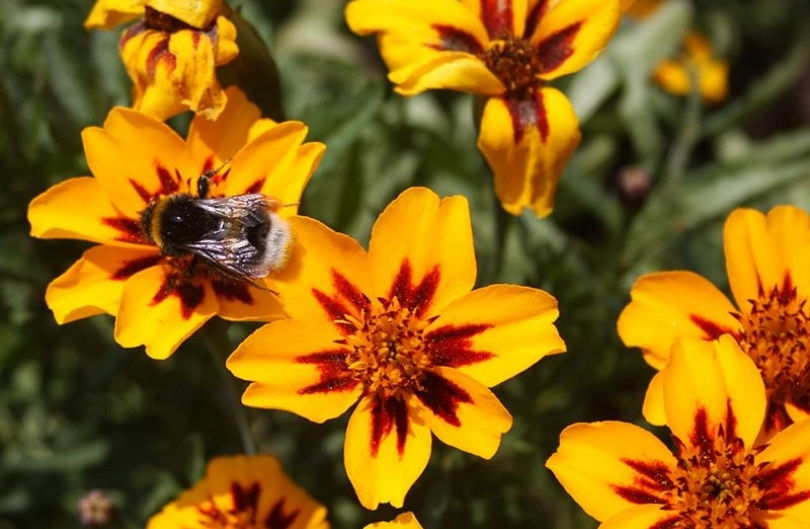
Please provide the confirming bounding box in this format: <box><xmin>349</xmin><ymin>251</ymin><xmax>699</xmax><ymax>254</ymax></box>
<box><xmin>618</xmin><ymin>205</ymin><xmax>810</xmax><ymax>441</ymax></box>
<box><xmin>345</xmin><ymin>0</ymin><xmax>621</xmax><ymax>217</ymax></box>
<box><xmin>653</xmin><ymin>31</ymin><xmax>729</xmax><ymax>103</ymax></box>
<box><xmin>146</xmin><ymin>454</ymin><xmax>329</xmax><ymax>529</ymax></box>
<box><xmin>28</xmin><ymin>89</ymin><xmax>324</xmax><ymax>359</ymax></box>
<box><xmin>226</xmin><ymin>187</ymin><xmax>566</xmax><ymax>509</ymax></box>
<box><xmin>86</xmin><ymin>0</ymin><xmax>237</xmax><ymax>120</ymax></box>
<box><xmin>364</xmin><ymin>513</ymin><xmax>423</xmax><ymax>529</ymax></box>
<box><xmin>547</xmin><ymin>335</ymin><xmax>810</xmax><ymax>529</ymax></box>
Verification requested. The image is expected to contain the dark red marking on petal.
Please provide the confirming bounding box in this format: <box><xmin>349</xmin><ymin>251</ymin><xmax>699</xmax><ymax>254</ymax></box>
<box><xmin>430</xmin><ymin>24</ymin><xmax>485</xmax><ymax>54</ymax></box>
<box><xmin>413</xmin><ymin>370</ymin><xmax>473</xmax><ymax>428</ymax></box>
<box><xmin>506</xmin><ymin>91</ymin><xmax>549</xmax><ymax>145</ymax></box>
<box><xmin>152</xmin><ymin>278</ymin><xmax>205</xmax><ymax>319</ymax></box>
<box><xmin>156</xmin><ymin>164</ymin><xmax>181</xmax><ymax>195</ymax></box>
<box><xmin>332</xmin><ymin>270</ymin><xmax>370</xmax><ymax>313</ymax></box>
<box><xmin>535</xmin><ymin>22</ymin><xmax>582</xmax><ymax>74</ymax></box>
<box><xmin>480</xmin><ymin>0</ymin><xmax>514</xmax><ymax>40</ymax></box>
<box><xmin>649</xmin><ymin>517</ymin><xmax>684</xmax><ymax>529</ymax></box>
<box><xmin>523</xmin><ymin>0</ymin><xmax>550</xmax><ymax>38</ymax></box>
<box><xmin>689</xmin><ymin>407</ymin><xmax>716</xmax><ymax>463</ymax></box>
<box><xmin>621</xmin><ymin>459</ymin><xmax>675</xmax><ymax>491</ymax></box>
<box><xmin>119</xmin><ymin>20</ymin><xmax>146</xmax><ymax>48</ymax></box>
<box><xmin>369</xmin><ymin>395</ymin><xmax>409</xmax><ymax>457</ymax></box>
<box><xmin>231</xmin><ymin>482</ymin><xmax>260</xmax><ymax>515</ymax></box>
<box><xmin>297</xmin><ymin>349</ymin><xmax>358</xmax><ymax>395</ymax></box>
<box><xmin>244</xmin><ymin>177</ymin><xmax>266</xmax><ymax>195</ymax></box>
<box><xmin>764</xmin><ymin>400</ymin><xmax>793</xmax><ymax>437</ymax></box>
<box><xmin>759</xmin><ymin>458</ymin><xmax>810</xmax><ymax>510</ymax></box>
<box><xmin>211</xmin><ymin>279</ymin><xmax>254</xmax><ymax>305</ymax></box>
<box><xmin>102</xmin><ymin>217</ymin><xmax>147</xmax><ymax>243</ymax></box>
<box><xmin>388</xmin><ymin>260</ymin><xmax>440</xmax><ymax>317</ymax></box>
<box><xmin>313</xmin><ymin>270</ymin><xmax>371</xmax><ymax>332</ymax></box>
<box><xmin>778</xmin><ymin>272</ymin><xmax>796</xmax><ymax>304</ymax></box>
<box><xmin>688</xmin><ymin>314</ymin><xmax>736</xmax><ymax>341</ymax></box>
<box><xmin>112</xmin><ymin>255</ymin><xmax>162</xmax><ymax>280</ymax></box>
<box><xmin>129</xmin><ymin>179</ymin><xmax>153</xmax><ymax>203</ymax></box>
<box><xmin>723</xmin><ymin>400</ymin><xmax>738</xmax><ymax>443</ymax></box>
<box><xmin>201</xmin><ymin>155</ymin><xmax>215</xmax><ymax>174</ymax></box>
<box><xmin>146</xmin><ymin>37</ymin><xmax>175</xmax><ymax>79</ymax></box>
<box><xmin>611</xmin><ymin>484</ymin><xmax>667</xmax><ymax>506</ymax></box>
<box><xmin>264</xmin><ymin>499</ymin><xmax>300</xmax><ymax>529</ymax></box>
<box><xmin>191</xmin><ymin>30</ymin><xmax>201</xmax><ymax>49</ymax></box>
<box><xmin>426</xmin><ymin>323</ymin><xmax>494</xmax><ymax>367</ymax></box>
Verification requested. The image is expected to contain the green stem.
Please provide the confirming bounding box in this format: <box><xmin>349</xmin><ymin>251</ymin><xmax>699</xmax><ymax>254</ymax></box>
<box><xmin>489</xmin><ymin>198</ymin><xmax>513</xmax><ymax>283</ymax></box>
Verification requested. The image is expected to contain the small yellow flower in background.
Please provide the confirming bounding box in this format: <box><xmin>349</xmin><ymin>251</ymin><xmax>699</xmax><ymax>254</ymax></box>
<box><xmin>653</xmin><ymin>31</ymin><xmax>729</xmax><ymax>103</ymax></box>
<box><xmin>28</xmin><ymin>88</ymin><xmax>325</xmax><ymax>359</ymax></box>
<box><xmin>345</xmin><ymin>0</ymin><xmax>622</xmax><ymax>218</ymax></box>
<box><xmin>364</xmin><ymin>513</ymin><xmax>423</xmax><ymax>529</ymax></box>
<box><xmin>547</xmin><ymin>335</ymin><xmax>810</xmax><ymax>528</ymax></box>
<box><xmin>227</xmin><ymin>187</ymin><xmax>566</xmax><ymax>509</ymax></box>
<box><xmin>618</xmin><ymin>205</ymin><xmax>810</xmax><ymax>442</ymax></box>
<box><xmin>85</xmin><ymin>0</ymin><xmax>238</xmax><ymax>120</ymax></box>
<box><xmin>146</xmin><ymin>454</ymin><xmax>329</xmax><ymax>529</ymax></box>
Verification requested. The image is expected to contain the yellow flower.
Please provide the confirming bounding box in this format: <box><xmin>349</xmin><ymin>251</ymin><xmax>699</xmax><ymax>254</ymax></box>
<box><xmin>547</xmin><ymin>335</ymin><xmax>810</xmax><ymax>528</ymax></box>
<box><xmin>146</xmin><ymin>454</ymin><xmax>329</xmax><ymax>529</ymax></box>
<box><xmin>226</xmin><ymin>187</ymin><xmax>566</xmax><ymax>509</ymax></box>
<box><xmin>28</xmin><ymin>88</ymin><xmax>325</xmax><ymax>359</ymax></box>
<box><xmin>618</xmin><ymin>205</ymin><xmax>810</xmax><ymax>441</ymax></box>
<box><xmin>653</xmin><ymin>31</ymin><xmax>729</xmax><ymax>103</ymax></box>
<box><xmin>345</xmin><ymin>0</ymin><xmax>622</xmax><ymax>217</ymax></box>
<box><xmin>85</xmin><ymin>0</ymin><xmax>238</xmax><ymax>121</ymax></box>
<box><xmin>364</xmin><ymin>513</ymin><xmax>423</xmax><ymax>529</ymax></box>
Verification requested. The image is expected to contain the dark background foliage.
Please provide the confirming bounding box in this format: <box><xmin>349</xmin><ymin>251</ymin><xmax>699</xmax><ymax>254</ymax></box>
<box><xmin>2</xmin><ymin>0</ymin><xmax>810</xmax><ymax>527</ymax></box>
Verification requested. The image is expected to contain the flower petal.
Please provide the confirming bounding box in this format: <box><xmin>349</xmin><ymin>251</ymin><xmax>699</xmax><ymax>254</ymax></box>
<box><xmin>227</xmin><ymin>319</ymin><xmax>362</xmax><ymax>423</ymax></box>
<box><xmin>755</xmin><ymin>418</ymin><xmax>810</xmax><ymax>522</ymax></box>
<box><xmin>640</xmin><ymin>371</ymin><xmax>666</xmax><ymax>426</ymax></box>
<box><xmin>724</xmin><ymin>206</ymin><xmax>810</xmax><ymax>312</ymax></box>
<box><xmin>46</xmin><ymin>245</ymin><xmax>160</xmax><ymax>324</ymax></box>
<box><xmin>364</xmin><ymin>512</ymin><xmax>424</xmax><ymax>529</ymax></box>
<box><xmin>529</xmin><ymin>0</ymin><xmax>621</xmax><ymax>79</ymax></box>
<box><xmin>416</xmin><ymin>367</ymin><xmax>512</xmax><ymax>458</ymax></box>
<box><xmin>28</xmin><ymin>177</ymin><xmax>145</xmax><ymax>245</ymax></box>
<box><xmin>368</xmin><ymin>187</ymin><xmax>476</xmax><ymax>315</ymax></box>
<box><xmin>425</xmin><ymin>284</ymin><xmax>564</xmax><ymax>387</ymax></box>
<box><xmin>477</xmin><ymin>88</ymin><xmax>580</xmax><ymax>217</ymax></box>
<box><xmin>147</xmin><ymin>0</ymin><xmax>222</xmax><ymax>28</ymax></box>
<box><xmin>214</xmin><ymin>281</ymin><xmax>286</xmax><ymax>322</ymax></box>
<box><xmin>388</xmin><ymin>50</ymin><xmax>504</xmax><ymax>96</ymax></box>
<box><xmin>663</xmin><ymin>336</ymin><xmax>766</xmax><ymax>449</ymax></box>
<box><xmin>461</xmin><ymin>0</ymin><xmax>530</xmax><ymax>38</ymax></box>
<box><xmin>344</xmin><ymin>394</ymin><xmax>432</xmax><ymax>510</ymax></box>
<box><xmin>82</xmin><ymin>108</ymin><xmax>197</xmax><ymax>217</ymax></box>
<box><xmin>186</xmin><ymin>86</ymin><xmax>277</xmax><ymax>172</ymax></box>
<box><xmin>164</xmin><ymin>27</ymin><xmax>228</xmax><ymax>119</ymax></box>
<box><xmin>546</xmin><ymin>421</ymin><xmax>677</xmax><ymax>522</ymax></box>
<box><xmin>617</xmin><ymin>271</ymin><xmax>741</xmax><ymax>370</ymax></box>
<box><xmin>599</xmin><ymin>505</ymin><xmax>681</xmax><ymax>529</ymax></box>
<box><xmin>114</xmin><ymin>265</ymin><xmax>217</xmax><ymax>359</ymax></box>
<box><xmin>84</xmin><ymin>0</ymin><xmax>143</xmax><ymax>29</ymax></box>
<box><xmin>271</xmin><ymin>216</ymin><xmax>372</xmax><ymax>323</ymax></box>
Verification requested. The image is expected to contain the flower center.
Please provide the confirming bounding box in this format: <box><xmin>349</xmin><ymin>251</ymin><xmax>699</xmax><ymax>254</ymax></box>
<box><xmin>197</xmin><ymin>483</ymin><xmax>263</xmax><ymax>529</ymax></box>
<box><xmin>342</xmin><ymin>296</ymin><xmax>432</xmax><ymax>398</ymax></box>
<box><xmin>736</xmin><ymin>286</ymin><xmax>810</xmax><ymax>412</ymax></box>
<box><xmin>481</xmin><ymin>35</ymin><xmax>544</xmax><ymax>100</ymax></box>
<box><xmin>667</xmin><ymin>433</ymin><xmax>762</xmax><ymax>527</ymax></box>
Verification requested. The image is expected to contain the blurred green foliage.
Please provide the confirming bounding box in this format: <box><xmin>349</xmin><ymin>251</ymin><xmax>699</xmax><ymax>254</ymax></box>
<box><xmin>2</xmin><ymin>0</ymin><xmax>810</xmax><ymax>527</ymax></box>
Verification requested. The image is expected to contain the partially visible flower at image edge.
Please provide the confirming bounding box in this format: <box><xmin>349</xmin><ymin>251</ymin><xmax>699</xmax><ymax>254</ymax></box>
<box><xmin>364</xmin><ymin>513</ymin><xmax>423</xmax><ymax>529</ymax></box>
<box><xmin>85</xmin><ymin>0</ymin><xmax>238</xmax><ymax>121</ymax></box>
<box><xmin>146</xmin><ymin>454</ymin><xmax>329</xmax><ymax>529</ymax></box>
<box><xmin>345</xmin><ymin>0</ymin><xmax>622</xmax><ymax>217</ymax></box>
<box><xmin>547</xmin><ymin>335</ymin><xmax>810</xmax><ymax>528</ymax></box>
<box><xmin>617</xmin><ymin>205</ymin><xmax>810</xmax><ymax>442</ymax></box>
<box><xmin>227</xmin><ymin>187</ymin><xmax>566</xmax><ymax>509</ymax></box>
<box><xmin>28</xmin><ymin>87</ymin><xmax>325</xmax><ymax>359</ymax></box>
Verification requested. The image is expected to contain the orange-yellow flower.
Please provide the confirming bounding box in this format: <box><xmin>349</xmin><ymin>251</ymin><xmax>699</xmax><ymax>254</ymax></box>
<box><xmin>226</xmin><ymin>187</ymin><xmax>566</xmax><ymax>509</ymax></box>
<box><xmin>618</xmin><ymin>205</ymin><xmax>810</xmax><ymax>441</ymax></box>
<box><xmin>345</xmin><ymin>0</ymin><xmax>622</xmax><ymax>218</ymax></box>
<box><xmin>653</xmin><ymin>31</ymin><xmax>729</xmax><ymax>103</ymax></box>
<box><xmin>146</xmin><ymin>454</ymin><xmax>329</xmax><ymax>529</ymax></box>
<box><xmin>364</xmin><ymin>513</ymin><xmax>423</xmax><ymax>529</ymax></box>
<box><xmin>85</xmin><ymin>0</ymin><xmax>238</xmax><ymax>120</ymax></box>
<box><xmin>28</xmin><ymin>88</ymin><xmax>324</xmax><ymax>359</ymax></box>
<box><xmin>547</xmin><ymin>335</ymin><xmax>810</xmax><ymax>528</ymax></box>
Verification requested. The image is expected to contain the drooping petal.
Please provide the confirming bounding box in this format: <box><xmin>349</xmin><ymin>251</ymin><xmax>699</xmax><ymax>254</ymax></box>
<box><xmin>147</xmin><ymin>0</ymin><xmax>223</xmax><ymax>28</ymax></box>
<box><xmin>46</xmin><ymin>245</ymin><xmax>161</xmax><ymax>323</ymax></box>
<box><xmin>617</xmin><ymin>271</ymin><xmax>741</xmax><ymax>370</ymax></box>
<box><xmin>425</xmin><ymin>284</ymin><xmax>564</xmax><ymax>386</ymax></box>
<box><xmin>344</xmin><ymin>394</ymin><xmax>432</xmax><ymax>510</ymax></box>
<box><xmin>755</xmin><ymin>418</ymin><xmax>810</xmax><ymax>522</ymax></box>
<box><xmin>415</xmin><ymin>367</ymin><xmax>512</xmax><ymax>458</ymax></box>
<box><xmin>227</xmin><ymin>319</ymin><xmax>362</xmax><ymax>424</ymax></box>
<box><xmin>368</xmin><ymin>187</ymin><xmax>476</xmax><ymax>316</ymax></box>
<box><xmin>270</xmin><ymin>216</ymin><xmax>372</xmax><ymax>324</ymax></box>
<box><xmin>114</xmin><ymin>265</ymin><xmax>218</xmax><ymax>359</ymax></box>
<box><xmin>663</xmin><ymin>336</ymin><xmax>766</xmax><ymax>449</ymax></box>
<box><xmin>477</xmin><ymin>88</ymin><xmax>580</xmax><ymax>217</ymax></box>
<box><xmin>528</xmin><ymin>0</ymin><xmax>621</xmax><ymax>80</ymax></box>
<box><xmin>640</xmin><ymin>371</ymin><xmax>666</xmax><ymax>426</ymax></box>
<box><xmin>221</xmin><ymin>122</ymin><xmax>324</xmax><ymax>213</ymax></box>
<box><xmin>598</xmin><ymin>505</ymin><xmax>681</xmax><ymax>529</ymax></box>
<box><xmin>28</xmin><ymin>177</ymin><xmax>146</xmax><ymax>246</ymax></box>
<box><xmin>186</xmin><ymin>86</ymin><xmax>277</xmax><ymax>172</ymax></box>
<box><xmin>546</xmin><ymin>421</ymin><xmax>677</xmax><ymax>522</ymax></box>
<box><xmin>725</xmin><ymin>206</ymin><xmax>810</xmax><ymax>313</ymax></box>
<box><xmin>84</xmin><ymin>0</ymin><xmax>143</xmax><ymax>29</ymax></box>
<box><xmin>81</xmin><ymin>108</ymin><xmax>197</xmax><ymax>218</ymax></box>
<box><xmin>364</xmin><ymin>512</ymin><xmax>424</xmax><ymax>529</ymax></box>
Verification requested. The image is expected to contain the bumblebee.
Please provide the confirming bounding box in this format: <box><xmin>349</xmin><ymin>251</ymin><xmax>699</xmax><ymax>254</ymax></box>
<box><xmin>139</xmin><ymin>174</ymin><xmax>292</xmax><ymax>280</ymax></box>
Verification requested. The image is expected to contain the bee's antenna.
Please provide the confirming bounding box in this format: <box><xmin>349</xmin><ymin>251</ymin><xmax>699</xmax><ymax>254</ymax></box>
<box><xmin>197</xmin><ymin>158</ymin><xmax>233</xmax><ymax>198</ymax></box>
<box><xmin>281</xmin><ymin>202</ymin><xmax>300</xmax><ymax>209</ymax></box>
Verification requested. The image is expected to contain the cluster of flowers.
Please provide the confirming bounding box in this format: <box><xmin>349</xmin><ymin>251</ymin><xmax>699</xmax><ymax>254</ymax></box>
<box><xmin>31</xmin><ymin>0</ymin><xmax>800</xmax><ymax>528</ymax></box>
